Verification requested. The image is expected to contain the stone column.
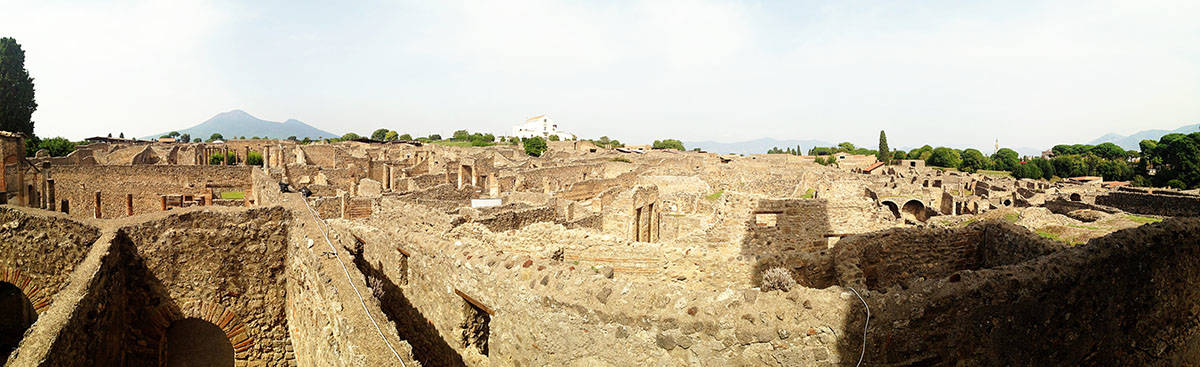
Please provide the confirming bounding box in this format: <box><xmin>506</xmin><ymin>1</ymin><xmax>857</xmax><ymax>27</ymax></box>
<box><xmin>46</xmin><ymin>180</ymin><xmax>55</xmax><ymax>211</ymax></box>
<box><xmin>94</xmin><ymin>191</ymin><xmax>101</xmax><ymax>219</ymax></box>
<box><xmin>161</xmin><ymin>196</ymin><xmax>167</xmax><ymax>211</ymax></box>
<box><xmin>244</xmin><ymin>146</ymin><xmax>250</xmax><ymax>166</ymax></box>
<box><xmin>264</xmin><ymin>146</ymin><xmax>270</xmax><ymax>169</ymax></box>
<box><xmin>340</xmin><ymin>193</ymin><xmax>347</xmax><ymax>219</ymax></box>
<box><xmin>224</xmin><ymin>147</ymin><xmax>230</xmax><ymax>165</ymax></box>
<box><xmin>126</xmin><ymin>193</ymin><xmax>133</xmax><ymax>216</ymax></box>
<box><xmin>385</xmin><ymin>165</ymin><xmax>392</xmax><ymax>191</ymax></box>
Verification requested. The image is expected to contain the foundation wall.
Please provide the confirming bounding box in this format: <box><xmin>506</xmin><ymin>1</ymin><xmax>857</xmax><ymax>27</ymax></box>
<box><xmin>46</xmin><ymin>165</ymin><xmax>251</xmax><ymax>219</ymax></box>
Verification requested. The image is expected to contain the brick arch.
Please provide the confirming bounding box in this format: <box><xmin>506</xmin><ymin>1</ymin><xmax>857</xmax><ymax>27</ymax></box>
<box><xmin>150</xmin><ymin>300</ymin><xmax>255</xmax><ymax>362</ymax></box>
<box><xmin>0</xmin><ymin>267</ymin><xmax>52</xmax><ymax>313</ymax></box>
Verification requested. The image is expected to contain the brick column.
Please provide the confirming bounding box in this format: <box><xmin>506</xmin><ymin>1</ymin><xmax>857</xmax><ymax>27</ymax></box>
<box><xmin>126</xmin><ymin>193</ymin><xmax>133</xmax><ymax>216</ymax></box>
<box><xmin>161</xmin><ymin>196</ymin><xmax>167</xmax><ymax>211</ymax></box>
<box><xmin>94</xmin><ymin>191</ymin><xmax>101</xmax><ymax>219</ymax></box>
<box><xmin>46</xmin><ymin>180</ymin><xmax>55</xmax><ymax>211</ymax></box>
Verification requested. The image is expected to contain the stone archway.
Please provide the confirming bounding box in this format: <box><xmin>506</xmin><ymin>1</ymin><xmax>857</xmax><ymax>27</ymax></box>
<box><xmin>151</xmin><ymin>300</ymin><xmax>255</xmax><ymax>365</ymax></box>
<box><xmin>882</xmin><ymin>201</ymin><xmax>901</xmax><ymax>219</ymax></box>
<box><xmin>0</xmin><ymin>281</ymin><xmax>37</xmax><ymax>361</ymax></box>
<box><xmin>902</xmin><ymin>200</ymin><xmax>928</xmax><ymax>222</ymax></box>
<box><xmin>161</xmin><ymin>318</ymin><xmax>234</xmax><ymax>367</ymax></box>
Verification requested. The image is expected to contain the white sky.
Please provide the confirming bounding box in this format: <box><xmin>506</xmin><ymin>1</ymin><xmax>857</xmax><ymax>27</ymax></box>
<box><xmin>3</xmin><ymin>0</ymin><xmax>1198</xmax><ymax>150</ymax></box>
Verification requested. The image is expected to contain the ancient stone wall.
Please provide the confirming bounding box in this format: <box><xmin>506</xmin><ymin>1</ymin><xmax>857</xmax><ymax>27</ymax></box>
<box><xmin>118</xmin><ymin>208</ymin><xmax>295</xmax><ymax>366</ymax></box>
<box><xmin>1096</xmin><ymin>190</ymin><xmax>1200</xmax><ymax>217</ymax></box>
<box><xmin>46</xmin><ymin>165</ymin><xmax>251</xmax><ymax>219</ymax></box>
<box><xmin>0</xmin><ymin>208</ymin><xmax>101</xmax><ymax>314</ymax></box>
<box><xmin>840</xmin><ymin>218</ymin><xmax>1200</xmax><ymax>365</ymax></box>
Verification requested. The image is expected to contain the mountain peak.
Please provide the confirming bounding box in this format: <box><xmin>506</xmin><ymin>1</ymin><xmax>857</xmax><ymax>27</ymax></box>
<box><xmin>142</xmin><ymin>110</ymin><xmax>337</xmax><ymax>140</ymax></box>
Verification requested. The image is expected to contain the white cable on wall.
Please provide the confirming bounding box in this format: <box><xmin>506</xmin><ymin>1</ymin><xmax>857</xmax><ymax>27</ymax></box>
<box><xmin>301</xmin><ymin>197</ymin><xmax>407</xmax><ymax>366</ymax></box>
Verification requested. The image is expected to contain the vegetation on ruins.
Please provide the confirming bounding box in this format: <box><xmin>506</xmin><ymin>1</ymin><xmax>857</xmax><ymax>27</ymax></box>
<box><xmin>31</xmin><ymin>137</ymin><xmax>76</xmax><ymax>157</ymax></box>
<box><xmin>209</xmin><ymin>152</ymin><xmax>240</xmax><ymax>165</ymax></box>
<box><xmin>1132</xmin><ymin>132</ymin><xmax>1200</xmax><ymax>189</ymax></box>
<box><xmin>587</xmin><ymin>136</ymin><xmax>623</xmax><ymax>148</ymax></box>
<box><xmin>522</xmin><ymin>136</ymin><xmax>547</xmax><ymax>156</ymax></box>
<box><xmin>877</xmin><ymin>130</ymin><xmax>890</xmax><ymax>164</ymax></box>
<box><xmin>398</xmin><ymin>133</ymin><xmax>411</xmax><ymax>141</ymax></box>
<box><xmin>814</xmin><ymin>155</ymin><xmax>838</xmax><ymax>166</ymax></box>
<box><xmin>0</xmin><ymin>37</ymin><xmax>36</xmax><ymax>137</ymax></box>
<box><xmin>247</xmin><ymin>151</ymin><xmax>263</xmax><ymax>166</ymax></box>
<box><xmin>808</xmin><ymin>142</ymin><xmax>877</xmax><ymax>157</ymax></box>
<box><xmin>652</xmin><ymin>139</ymin><xmax>685</xmax><ymax>151</ymax></box>
<box><xmin>761</xmin><ymin>267</ymin><xmax>797</xmax><ymax>292</ymax></box>
<box><xmin>766</xmin><ymin>145</ymin><xmax>803</xmax><ymax>155</ymax></box>
<box><xmin>611</xmin><ymin>157</ymin><xmax>631</xmax><ymax>163</ymax></box>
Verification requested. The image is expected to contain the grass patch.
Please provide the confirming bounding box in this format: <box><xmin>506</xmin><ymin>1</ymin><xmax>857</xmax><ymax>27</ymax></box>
<box><xmin>955</xmin><ymin>218</ymin><xmax>979</xmax><ymax>228</ymax></box>
<box><xmin>978</xmin><ymin>170</ymin><xmax>1011</xmax><ymax>177</ymax></box>
<box><xmin>1067</xmin><ymin>224</ymin><xmax>1101</xmax><ymax>230</ymax></box>
<box><xmin>704</xmin><ymin>189</ymin><xmax>724</xmax><ymax>200</ymax></box>
<box><xmin>1126</xmin><ymin>215</ymin><xmax>1163</xmax><ymax>224</ymax></box>
<box><xmin>800</xmin><ymin>188</ymin><xmax>816</xmax><ymax>199</ymax></box>
<box><xmin>219</xmin><ymin>191</ymin><xmax>245</xmax><ymax>199</ymax></box>
<box><xmin>1036</xmin><ymin>230</ymin><xmax>1084</xmax><ymax>246</ymax></box>
<box><xmin>1003</xmin><ymin>212</ymin><xmax>1020</xmax><ymax>223</ymax></box>
<box><xmin>611</xmin><ymin>157</ymin><xmax>632</xmax><ymax>163</ymax></box>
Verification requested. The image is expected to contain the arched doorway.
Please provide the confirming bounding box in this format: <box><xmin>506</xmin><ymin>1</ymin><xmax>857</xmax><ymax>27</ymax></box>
<box><xmin>0</xmin><ymin>282</ymin><xmax>37</xmax><ymax>361</ymax></box>
<box><xmin>882</xmin><ymin>201</ymin><xmax>901</xmax><ymax>219</ymax></box>
<box><xmin>902</xmin><ymin>200</ymin><xmax>928</xmax><ymax>222</ymax></box>
<box><xmin>161</xmin><ymin>318</ymin><xmax>234</xmax><ymax>367</ymax></box>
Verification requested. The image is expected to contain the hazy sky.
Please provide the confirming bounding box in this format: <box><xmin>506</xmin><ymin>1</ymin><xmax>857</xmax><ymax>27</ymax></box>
<box><xmin>3</xmin><ymin>0</ymin><xmax>1198</xmax><ymax>150</ymax></box>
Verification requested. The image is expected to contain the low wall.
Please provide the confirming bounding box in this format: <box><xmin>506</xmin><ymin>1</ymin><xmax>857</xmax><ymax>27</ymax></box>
<box><xmin>1096</xmin><ymin>190</ymin><xmax>1200</xmax><ymax>217</ymax></box>
<box><xmin>46</xmin><ymin>165</ymin><xmax>251</xmax><ymax>219</ymax></box>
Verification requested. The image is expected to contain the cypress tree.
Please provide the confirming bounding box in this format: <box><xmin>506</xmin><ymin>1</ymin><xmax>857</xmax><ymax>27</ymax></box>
<box><xmin>0</xmin><ymin>37</ymin><xmax>37</xmax><ymax>136</ymax></box>
<box><xmin>877</xmin><ymin>130</ymin><xmax>890</xmax><ymax>164</ymax></box>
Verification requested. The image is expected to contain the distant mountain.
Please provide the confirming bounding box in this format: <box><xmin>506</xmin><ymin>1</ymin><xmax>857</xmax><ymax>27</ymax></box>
<box><xmin>143</xmin><ymin>110</ymin><xmax>338</xmax><ymax>141</ymax></box>
<box><xmin>1088</xmin><ymin>123</ymin><xmax>1200</xmax><ymax>150</ymax></box>
<box><xmin>683</xmin><ymin>138</ymin><xmax>834</xmax><ymax>155</ymax></box>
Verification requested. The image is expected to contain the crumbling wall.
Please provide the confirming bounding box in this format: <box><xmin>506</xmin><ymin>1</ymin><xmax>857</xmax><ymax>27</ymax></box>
<box><xmin>47</xmin><ymin>165</ymin><xmax>251</xmax><ymax>219</ymax></box>
<box><xmin>842</xmin><ymin>218</ymin><xmax>1200</xmax><ymax>365</ymax></box>
<box><xmin>1096</xmin><ymin>190</ymin><xmax>1200</xmax><ymax>217</ymax></box>
<box><xmin>0</xmin><ymin>208</ymin><xmax>101</xmax><ymax>313</ymax></box>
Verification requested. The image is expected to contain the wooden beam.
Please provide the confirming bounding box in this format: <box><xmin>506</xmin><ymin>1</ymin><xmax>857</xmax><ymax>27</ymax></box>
<box><xmin>454</xmin><ymin>288</ymin><xmax>494</xmax><ymax>315</ymax></box>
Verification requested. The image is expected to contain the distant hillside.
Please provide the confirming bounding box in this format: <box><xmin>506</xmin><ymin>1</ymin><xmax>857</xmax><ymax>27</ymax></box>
<box><xmin>683</xmin><ymin>138</ymin><xmax>834</xmax><ymax>155</ymax></box>
<box><xmin>1089</xmin><ymin>123</ymin><xmax>1200</xmax><ymax>150</ymax></box>
<box><xmin>143</xmin><ymin>110</ymin><xmax>337</xmax><ymax>141</ymax></box>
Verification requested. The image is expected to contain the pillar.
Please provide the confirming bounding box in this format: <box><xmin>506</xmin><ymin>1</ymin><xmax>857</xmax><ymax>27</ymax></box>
<box><xmin>40</xmin><ymin>179</ymin><xmax>47</xmax><ymax>209</ymax></box>
<box><xmin>264</xmin><ymin>146</ymin><xmax>270</xmax><ymax>169</ymax></box>
<box><xmin>94</xmin><ymin>191</ymin><xmax>101</xmax><ymax>219</ymax></box>
<box><xmin>126</xmin><ymin>193</ymin><xmax>133</xmax><ymax>216</ymax></box>
<box><xmin>46</xmin><ymin>179</ymin><xmax>54</xmax><ymax>211</ymax></box>
<box><xmin>340</xmin><ymin>193</ymin><xmax>347</xmax><ymax>219</ymax></box>
<box><xmin>161</xmin><ymin>195</ymin><xmax>167</xmax><ymax>211</ymax></box>
<box><xmin>385</xmin><ymin>165</ymin><xmax>392</xmax><ymax>191</ymax></box>
<box><xmin>244</xmin><ymin>146</ymin><xmax>250</xmax><ymax>166</ymax></box>
<box><xmin>224</xmin><ymin>147</ymin><xmax>230</xmax><ymax>165</ymax></box>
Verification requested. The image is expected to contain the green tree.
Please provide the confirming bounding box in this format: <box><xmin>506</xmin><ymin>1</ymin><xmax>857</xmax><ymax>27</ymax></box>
<box><xmin>1051</xmin><ymin>155</ymin><xmax>1087</xmax><ymax>178</ymax></box>
<box><xmin>652</xmin><ymin>139</ymin><xmax>685</xmax><ymax>151</ymax></box>
<box><xmin>286</xmin><ymin>136</ymin><xmax>298</xmax><ymax>141</ymax></box>
<box><xmin>1092</xmin><ymin>142</ymin><xmax>1126</xmax><ymax>160</ymax></box>
<box><xmin>36</xmin><ymin>137</ymin><xmax>76</xmax><ymax>157</ymax></box>
<box><xmin>340</xmin><ymin>132</ymin><xmax>361</xmax><ymax>141</ymax></box>
<box><xmin>384</xmin><ymin>130</ymin><xmax>399</xmax><ymax>141</ymax></box>
<box><xmin>927</xmin><ymin>147</ymin><xmax>962</xmax><ymax>169</ymax></box>
<box><xmin>548</xmin><ymin>135</ymin><xmax>560</xmax><ymax>142</ymax></box>
<box><xmin>876</xmin><ymin>130</ymin><xmax>890</xmax><ymax>164</ymax></box>
<box><xmin>892</xmin><ymin>150</ymin><xmax>906</xmax><ymax>161</ymax></box>
<box><xmin>1030</xmin><ymin>158</ymin><xmax>1055</xmax><ymax>179</ymax></box>
<box><xmin>179</xmin><ymin>133</ymin><xmax>190</xmax><ymax>143</ymax></box>
<box><xmin>452</xmin><ymin>130</ymin><xmax>470</xmax><ymax>141</ymax></box>
<box><xmin>1011</xmin><ymin>162</ymin><xmax>1043</xmax><ymax>179</ymax></box>
<box><xmin>193</xmin><ymin>138</ymin><xmax>201</xmax><ymax>143</ymax></box>
<box><xmin>370</xmin><ymin>128</ymin><xmax>390</xmax><ymax>141</ymax></box>
<box><xmin>990</xmin><ymin>148</ymin><xmax>1020</xmax><ymax>171</ymax></box>
<box><xmin>1096</xmin><ymin>160</ymin><xmax>1133</xmax><ymax>181</ymax></box>
<box><xmin>837</xmin><ymin>142</ymin><xmax>855</xmax><ymax>152</ymax></box>
<box><xmin>959</xmin><ymin>149</ymin><xmax>990</xmax><ymax>173</ymax></box>
<box><xmin>429</xmin><ymin>134</ymin><xmax>442</xmax><ymax>140</ymax></box>
<box><xmin>247</xmin><ymin>151</ymin><xmax>263</xmax><ymax>165</ymax></box>
<box><xmin>523</xmin><ymin>136</ymin><xmax>547</xmax><ymax>157</ymax></box>
<box><xmin>208</xmin><ymin>133</ymin><xmax>224</xmax><ymax>142</ymax></box>
<box><xmin>398</xmin><ymin>133</ymin><xmax>412</xmax><ymax>141</ymax></box>
<box><xmin>0</xmin><ymin>38</ymin><xmax>37</xmax><ymax>136</ymax></box>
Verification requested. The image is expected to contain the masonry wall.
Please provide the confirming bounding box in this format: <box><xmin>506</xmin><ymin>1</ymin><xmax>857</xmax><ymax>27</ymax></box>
<box><xmin>333</xmin><ymin>217</ymin><xmax>860</xmax><ymax>367</ymax></box>
<box><xmin>1096</xmin><ymin>190</ymin><xmax>1200</xmax><ymax>217</ymax></box>
<box><xmin>0</xmin><ymin>208</ymin><xmax>101</xmax><ymax>314</ymax></box>
<box><xmin>118</xmin><ymin>208</ymin><xmax>295</xmax><ymax>366</ymax></box>
<box><xmin>47</xmin><ymin>165</ymin><xmax>251</xmax><ymax>219</ymax></box>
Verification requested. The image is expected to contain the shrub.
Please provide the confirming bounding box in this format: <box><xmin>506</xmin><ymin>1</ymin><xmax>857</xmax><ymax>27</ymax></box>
<box><xmin>247</xmin><ymin>151</ymin><xmax>263</xmax><ymax>166</ymax></box>
<box><xmin>523</xmin><ymin>136</ymin><xmax>547</xmax><ymax>157</ymax></box>
<box><xmin>761</xmin><ymin>267</ymin><xmax>797</xmax><ymax>292</ymax></box>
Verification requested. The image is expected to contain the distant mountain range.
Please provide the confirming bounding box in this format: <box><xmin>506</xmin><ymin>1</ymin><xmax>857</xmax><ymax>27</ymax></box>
<box><xmin>1089</xmin><ymin>123</ymin><xmax>1200</xmax><ymax>150</ymax></box>
<box><xmin>143</xmin><ymin>110</ymin><xmax>337</xmax><ymax>141</ymax></box>
<box><xmin>684</xmin><ymin>138</ymin><xmax>835</xmax><ymax>155</ymax></box>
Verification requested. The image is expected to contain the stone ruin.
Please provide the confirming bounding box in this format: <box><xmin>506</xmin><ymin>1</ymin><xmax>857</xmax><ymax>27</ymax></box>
<box><xmin>1</xmin><ymin>136</ymin><xmax>1199</xmax><ymax>366</ymax></box>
